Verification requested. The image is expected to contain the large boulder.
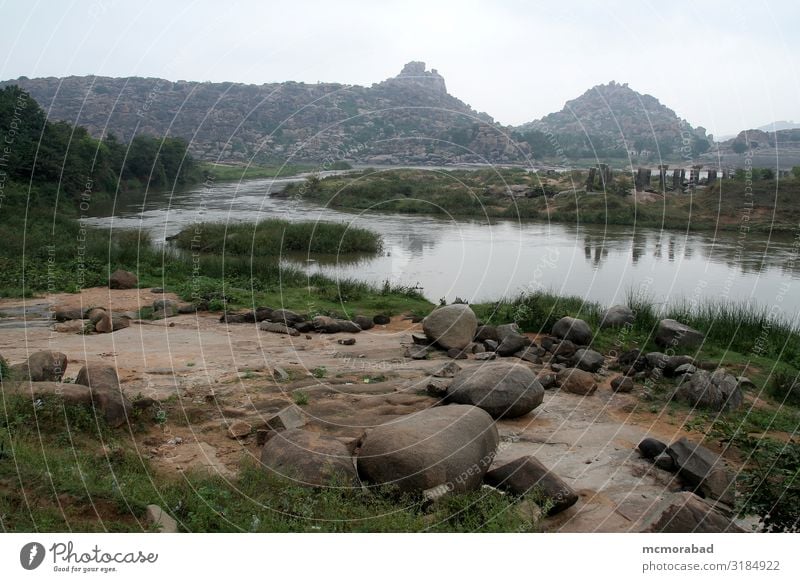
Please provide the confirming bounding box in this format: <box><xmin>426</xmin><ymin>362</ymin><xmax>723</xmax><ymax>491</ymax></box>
<box><xmin>673</xmin><ymin>369</ymin><xmax>743</xmax><ymax>412</ymax></box>
<box><xmin>474</xmin><ymin>325</ymin><xmax>498</xmax><ymax>342</ymax></box>
<box><xmin>571</xmin><ymin>348</ymin><xmax>605</xmax><ymax>372</ymax></box>
<box><xmin>74</xmin><ymin>363</ymin><xmax>133</xmax><ymax>428</ymax></box>
<box><xmin>666</xmin><ymin>438</ymin><xmax>736</xmax><ymax>504</ymax></box>
<box><xmin>551</xmin><ymin>316</ymin><xmax>593</xmax><ymax>346</ymax></box>
<box><xmin>556</xmin><ymin>368</ymin><xmax>597</xmax><ymax>395</ymax></box>
<box><xmin>352</xmin><ymin>315</ymin><xmax>374</xmax><ymax>331</ymax></box>
<box><xmin>495</xmin><ymin>323</ymin><xmax>522</xmax><ymax>342</ymax></box>
<box><xmin>655</xmin><ymin>319</ymin><xmax>704</xmax><ymax>349</ymax></box>
<box><xmin>13</xmin><ymin>351</ymin><xmax>67</xmax><ymax>382</ymax></box>
<box><xmin>260</xmin><ymin>429</ymin><xmax>357</xmax><ymax>487</ymax></box>
<box><xmin>356</xmin><ymin>405</ymin><xmax>499</xmax><ymax>494</ymax></box>
<box><xmin>422</xmin><ymin>304</ymin><xmax>478</xmax><ymax>351</ymax></box>
<box><xmin>599</xmin><ymin>305</ymin><xmax>635</xmax><ymax>329</ymax></box>
<box><xmin>446</xmin><ymin>362</ymin><xmax>544</xmax><ymax>419</ymax></box>
<box><xmin>496</xmin><ymin>333</ymin><xmax>531</xmax><ymax>357</ymax></box>
<box><xmin>109</xmin><ymin>269</ymin><xmax>138</xmax><ymax>289</ymax></box>
<box><xmin>312</xmin><ymin>315</ymin><xmax>342</xmax><ymax>333</ymax></box>
<box><xmin>484</xmin><ymin>456</ymin><xmax>578</xmax><ymax>515</ymax></box>
<box><xmin>1</xmin><ymin>381</ymin><xmax>93</xmax><ymax>407</ymax></box>
<box><xmin>637</xmin><ymin>437</ymin><xmax>668</xmax><ymax>460</ymax></box>
<box><xmin>54</xmin><ymin>307</ymin><xmax>84</xmax><ymax>322</ymax></box>
<box><xmin>638</xmin><ymin>492</ymin><xmax>744</xmax><ymax>533</ymax></box>
<box><xmin>95</xmin><ymin>313</ymin><xmax>131</xmax><ymax>333</ymax></box>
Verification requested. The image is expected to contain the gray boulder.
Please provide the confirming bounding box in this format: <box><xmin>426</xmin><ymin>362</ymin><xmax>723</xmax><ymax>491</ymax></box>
<box><xmin>352</xmin><ymin>315</ymin><xmax>374</xmax><ymax>330</ymax></box>
<box><xmin>571</xmin><ymin>348</ymin><xmax>605</xmax><ymax>372</ymax></box>
<box><xmin>495</xmin><ymin>323</ymin><xmax>522</xmax><ymax>342</ymax></box>
<box><xmin>496</xmin><ymin>333</ymin><xmax>531</xmax><ymax>357</ymax></box>
<box><xmin>673</xmin><ymin>369</ymin><xmax>743</xmax><ymax>412</ymax></box>
<box><xmin>259</xmin><ymin>322</ymin><xmax>301</xmax><ymax>337</ymax></box>
<box><xmin>599</xmin><ymin>305</ymin><xmax>635</xmax><ymax>328</ymax></box>
<box><xmin>335</xmin><ymin>320</ymin><xmax>362</xmax><ymax>333</ymax></box>
<box><xmin>638</xmin><ymin>492</ymin><xmax>744</xmax><ymax>533</ymax></box>
<box><xmin>312</xmin><ymin>316</ymin><xmax>342</xmax><ymax>333</ymax></box>
<box><xmin>446</xmin><ymin>362</ymin><xmax>544</xmax><ymax>419</ymax></box>
<box><xmin>260</xmin><ymin>429</ymin><xmax>357</xmax><ymax>487</ymax></box>
<box><xmin>153</xmin><ymin>298</ymin><xmax>178</xmax><ymax>312</ymax></box>
<box><xmin>13</xmin><ymin>351</ymin><xmax>67</xmax><ymax>382</ymax></box>
<box><xmin>484</xmin><ymin>456</ymin><xmax>578</xmax><ymax>515</ymax></box>
<box><xmin>551</xmin><ymin>316</ymin><xmax>593</xmax><ymax>346</ymax></box>
<box><xmin>611</xmin><ymin>375</ymin><xmax>634</xmax><ymax>393</ymax></box>
<box><xmin>270</xmin><ymin>309</ymin><xmax>305</xmax><ymax>326</ymax></box>
<box><xmin>637</xmin><ymin>437</ymin><xmax>668</xmax><ymax>459</ymax></box>
<box><xmin>655</xmin><ymin>319</ymin><xmax>704</xmax><ymax>348</ymax></box>
<box><xmin>74</xmin><ymin>363</ymin><xmax>132</xmax><ymax>428</ymax></box>
<box><xmin>356</xmin><ymin>404</ymin><xmax>499</xmax><ymax>493</ymax></box>
<box><xmin>54</xmin><ymin>307</ymin><xmax>84</xmax><ymax>322</ymax></box>
<box><xmin>666</xmin><ymin>437</ymin><xmax>736</xmax><ymax>504</ymax></box>
<box><xmin>422</xmin><ymin>304</ymin><xmax>478</xmax><ymax>351</ymax></box>
<box><xmin>474</xmin><ymin>325</ymin><xmax>498</xmax><ymax>342</ymax></box>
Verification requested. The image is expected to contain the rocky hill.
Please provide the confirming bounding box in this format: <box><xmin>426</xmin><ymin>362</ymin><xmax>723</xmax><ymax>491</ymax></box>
<box><xmin>1</xmin><ymin>62</ymin><xmax>529</xmax><ymax>165</ymax></box>
<box><xmin>702</xmin><ymin>128</ymin><xmax>800</xmax><ymax>169</ymax></box>
<box><xmin>517</xmin><ymin>81</ymin><xmax>711</xmax><ymax>160</ymax></box>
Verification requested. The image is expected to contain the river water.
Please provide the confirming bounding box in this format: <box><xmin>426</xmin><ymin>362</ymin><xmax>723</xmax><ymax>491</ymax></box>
<box><xmin>84</xmin><ymin>175</ymin><xmax>800</xmax><ymax>321</ymax></box>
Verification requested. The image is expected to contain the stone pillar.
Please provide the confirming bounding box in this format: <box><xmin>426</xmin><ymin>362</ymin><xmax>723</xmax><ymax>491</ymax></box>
<box><xmin>599</xmin><ymin>163</ymin><xmax>612</xmax><ymax>189</ymax></box>
<box><xmin>644</xmin><ymin>169</ymin><xmax>652</xmax><ymax>189</ymax></box>
<box><xmin>706</xmin><ymin>169</ymin><xmax>717</xmax><ymax>183</ymax></box>
<box><xmin>586</xmin><ymin>167</ymin><xmax>596</xmax><ymax>192</ymax></box>
<box><xmin>658</xmin><ymin>165</ymin><xmax>669</xmax><ymax>192</ymax></box>
<box><xmin>672</xmin><ymin>169</ymin><xmax>681</xmax><ymax>191</ymax></box>
<box><xmin>635</xmin><ymin>168</ymin><xmax>645</xmax><ymax>190</ymax></box>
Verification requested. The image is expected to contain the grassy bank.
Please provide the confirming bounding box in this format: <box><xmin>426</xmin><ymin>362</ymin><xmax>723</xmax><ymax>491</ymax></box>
<box><xmin>0</xmin><ymin>393</ymin><xmax>542</xmax><ymax>532</ymax></box>
<box><xmin>199</xmin><ymin>162</ymin><xmax>318</xmax><ymax>182</ymax></box>
<box><xmin>174</xmin><ymin>219</ymin><xmax>383</xmax><ymax>256</ymax></box>
<box><xmin>288</xmin><ymin>167</ymin><xmax>800</xmax><ymax>232</ymax></box>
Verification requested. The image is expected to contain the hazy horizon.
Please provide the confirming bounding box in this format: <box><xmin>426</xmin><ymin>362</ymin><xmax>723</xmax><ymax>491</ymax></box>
<box><xmin>1</xmin><ymin>0</ymin><xmax>798</xmax><ymax>136</ymax></box>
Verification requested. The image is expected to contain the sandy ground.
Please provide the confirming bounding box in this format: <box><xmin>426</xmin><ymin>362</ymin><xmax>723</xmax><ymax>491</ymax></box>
<box><xmin>0</xmin><ymin>288</ymin><xmax>716</xmax><ymax>532</ymax></box>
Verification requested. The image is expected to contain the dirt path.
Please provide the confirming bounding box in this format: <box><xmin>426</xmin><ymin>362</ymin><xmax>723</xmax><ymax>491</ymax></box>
<box><xmin>0</xmin><ymin>288</ymin><xmax>712</xmax><ymax>532</ymax></box>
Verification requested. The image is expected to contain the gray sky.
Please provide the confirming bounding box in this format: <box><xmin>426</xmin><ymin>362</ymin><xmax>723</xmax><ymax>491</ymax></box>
<box><xmin>1</xmin><ymin>0</ymin><xmax>798</xmax><ymax>136</ymax></box>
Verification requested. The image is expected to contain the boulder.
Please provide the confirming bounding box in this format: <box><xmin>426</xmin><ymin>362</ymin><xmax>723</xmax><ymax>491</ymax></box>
<box><xmin>484</xmin><ymin>456</ymin><xmax>578</xmax><ymax>515</ymax></box>
<box><xmin>411</xmin><ymin>333</ymin><xmax>430</xmax><ymax>345</ymax></box>
<box><xmin>514</xmin><ymin>347</ymin><xmax>541</xmax><ymax>364</ymax></box>
<box><xmin>495</xmin><ymin>323</ymin><xmax>522</xmax><ymax>342</ymax></box>
<box><xmin>433</xmin><ymin>362</ymin><xmax>461</xmax><ymax>378</ymax></box>
<box><xmin>259</xmin><ymin>322</ymin><xmax>300</xmax><ymax>337</ymax></box>
<box><xmin>666</xmin><ymin>437</ymin><xmax>736</xmax><ymax>504</ymax></box>
<box><xmin>153</xmin><ymin>299</ymin><xmax>178</xmax><ymax>312</ymax></box>
<box><xmin>260</xmin><ymin>429</ymin><xmax>357</xmax><ymax>487</ymax></box>
<box><xmin>294</xmin><ymin>321</ymin><xmax>314</xmax><ymax>333</ymax></box>
<box><xmin>356</xmin><ymin>405</ymin><xmax>499</xmax><ymax>493</ymax></box>
<box><xmin>15</xmin><ymin>351</ymin><xmax>67</xmax><ymax>382</ymax></box>
<box><xmin>496</xmin><ymin>333</ymin><xmax>531</xmax><ymax>357</ymax></box>
<box><xmin>638</xmin><ymin>492</ymin><xmax>744</xmax><ymax>533</ymax></box>
<box><xmin>86</xmin><ymin>307</ymin><xmax>107</xmax><ymax>324</ymax></box>
<box><xmin>335</xmin><ymin>320</ymin><xmax>362</xmax><ymax>333</ymax></box>
<box><xmin>637</xmin><ymin>437</ymin><xmax>668</xmax><ymax>460</ymax></box>
<box><xmin>422</xmin><ymin>304</ymin><xmax>478</xmax><ymax>351</ymax></box>
<box><xmin>94</xmin><ymin>312</ymin><xmax>114</xmax><ymax>333</ymax></box>
<box><xmin>599</xmin><ymin>305</ymin><xmax>635</xmax><ymax>328</ymax></box>
<box><xmin>571</xmin><ymin>348</ymin><xmax>605</xmax><ymax>372</ymax></box>
<box><xmin>617</xmin><ymin>349</ymin><xmax>647</xmax><ymax>374</ymax></box>
<box><xmin>611</xmin><ymin>375</ymin><xmax>634</xmax><ymax>393</ymax></box>
<box><xmin>551</xmin><ymin>316</ymin><xmax>593</xmax><ymax>346</ymax></box>
<box><xmin>264</xmin><ymin>404</ymin><xmax>307</xmax><ymax>431</ymax></box>
<box><xmin>312</xmin><ymin>315</ymin><xmax>341</xmax><ymax>333</ymax></box>
<box><xmin>556</xmin><ymin>368</ymin><xmax>597</xmax><ymax>395</ymax></box>
<box><xmin>373</xmin><ymin>314</ymin><xmax>391</xmax><ymax>325</ymax></box>
<box><xmin>404</xmin><ymin>345</ymin><xmax>431</xmax><ymax>360</ymax></box>
<box><xmin>145</xmin><ymin>505</ymin><xmax>179</xmax><ymax>533</ymax></box>
<box><xmin>673</xmin><ymin>369</ymin><xmax>743</xmax><ymax>412</ymax></box>
<box><xmin>227</xmin><ymin>420</ymin><xmax>252</xmax><ymax>439</ymax></box>
<box><xmin>483</xmin><ymin>339</ymin><xmax>499</xmax><ymax>352</ymax></box>
<box><xmin>109</xmin><ymin>269</ymin><xmax>138</xmax><ymax>289</ymax></box>
<box><xmin>537</xmin><ymin>373</ymin><xmax>557</xmax><ymax>390</ymax></box>
<box><xmin>655</xmin><ymin>319</ymin><xmax>704</xmax><ymax>349</ymax></box>
<box><xmin>54</xmin><ymin>307</ymin><xmax>84</xmax><ymax>322</ymax></box>
<box><xmin>663</xmin><ymin>355</ymin><xmax>695</xmax><ymax>377</ymax></box>
<box><xmin>474</xmin><ymin>325</ymin><xmax>498</xmax><ymax>342</ymax></box>
<box><xmin>352</xmin><ymin>315</ymin><xmax>374</xmax><ymax>330</ymax></box>
<box><xmin>269</xmin><ymin>309</ymin><xmax>304</xmax><ymax>326</ymax></box>
<box><xmin>446</xmin><ymin>362</ymin><xmax>544</xmax><ymax>419</ymax></box>
<box><xmin>74</xmin><ymin>363</ymin><xmax>132</xmax><ymax>427</ymax></box>
<box><xmin>474</xmin><ymin>352</ymin><xmax>496</xmax><ymax>361</ymax></box>
<box><xmin>1</xmin><ymin>381</ymin><xmax>93</xmax><ymax>407</ymax></box>
<box><xmin>447</xmin><ymin>348</ymin><xmax>469</xmax><ymax>359</ymax></box>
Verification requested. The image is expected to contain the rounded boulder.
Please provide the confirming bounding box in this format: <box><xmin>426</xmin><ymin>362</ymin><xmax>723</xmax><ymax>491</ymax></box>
<box><xmin>422</xmin><ymin>304</ymin><xmax>478</xmax><ymax>351</ymax></box>
<box><xmin>446</xmin><ymin>362</ymin><xmax>544</xmax><ymax>419</ymax></box>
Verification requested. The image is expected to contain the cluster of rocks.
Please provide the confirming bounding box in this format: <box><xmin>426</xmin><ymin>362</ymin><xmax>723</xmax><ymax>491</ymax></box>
<box><xmin>0</xmin><ymin>350</ymin><xmax>139</xmax><ymax>428</ymax></box>
<box><xmin>636</xmin><ymin>436</ymin><xmax>743</xmax><ymax>532</ymax></box>
<box><xmin>53</xmin><ymin>305</ymin><xmax>131</xmax><ymax>334</ymax></box>
<box><xmin>222</xmin><ymin>306</ymin><xmax>389</xmax><ymax>340</ymax></box>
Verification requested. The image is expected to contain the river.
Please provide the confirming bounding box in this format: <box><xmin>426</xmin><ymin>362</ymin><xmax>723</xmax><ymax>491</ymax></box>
<box><xmin>83</xmin><ymin>175</ymin><xmax>800</xmax><ymax>321</ymax></box>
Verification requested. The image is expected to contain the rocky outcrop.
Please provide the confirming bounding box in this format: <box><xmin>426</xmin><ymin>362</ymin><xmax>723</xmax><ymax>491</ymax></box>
<box><xmin>638</xmin><ymin>492</ymin><xmax>744</xmax><ymax>533</ymax></box>
<box><xmin>446</xmin><ymin>362</ymin><xmax>544</xmax><ymax>419</ymax></box>
<box><xmin>260</xmin><ymin>429</ymin><xmax>357</xmax><ymax>487</ymax></box>
<box><xmin>485</xmin><ymin>456</ymin><xmax>578</xmax><ymax>515</ymax></box>
<box><xmin>356</xmin><ymin>405</ymin><xmax>499</xmax><ymax>494</ymax></box>
<box><xmin>666</xmin><ymin>438</ymin><xmax>736</xmax><ymax>505</ymax></box>
<box><xmin>673</xmin><ymin>369</ymin><xmax>743</xmax><ymax>412</ymax></box>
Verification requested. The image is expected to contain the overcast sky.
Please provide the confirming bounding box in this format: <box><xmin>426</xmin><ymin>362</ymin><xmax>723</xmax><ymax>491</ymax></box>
<box><xmin>1</xmin><ymin>0</ymin><xmax>798</xmax><ymax>136</ymax></box>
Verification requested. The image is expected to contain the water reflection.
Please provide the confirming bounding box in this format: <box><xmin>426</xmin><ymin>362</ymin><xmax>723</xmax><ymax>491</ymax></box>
<box><xmin>82</xmin><ymin>176</ymin><xmax>800</xmax><ymax>317</ymax></box>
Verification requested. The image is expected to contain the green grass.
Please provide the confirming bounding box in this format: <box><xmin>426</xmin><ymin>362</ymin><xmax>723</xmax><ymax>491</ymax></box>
<box><xmin>173</xmin><ymin>219</ymin><xmax>383</xmax><ymax>256</ymax></box>
<box><xmin>199</xmin><ymin>162</ymin><xmax>317</xmax><ymax>182</ymax></box>
<box><xmin>0</xmin><ymin>393</ymin><xmax>542</xmax><ymax>533</ymax></box>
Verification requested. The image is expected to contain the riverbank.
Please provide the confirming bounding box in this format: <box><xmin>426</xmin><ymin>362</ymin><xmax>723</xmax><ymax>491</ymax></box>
<box><xmin>286</xmin><ymin>167</ymin><xmax>800</xmax><ymax>233</ymax></box>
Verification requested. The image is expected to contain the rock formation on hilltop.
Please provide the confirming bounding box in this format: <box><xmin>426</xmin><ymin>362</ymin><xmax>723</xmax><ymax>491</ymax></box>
<box><xmin>1</xmin><ymin>63</ymin><xmax>527</xmax><ymax>165</ymax></box>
